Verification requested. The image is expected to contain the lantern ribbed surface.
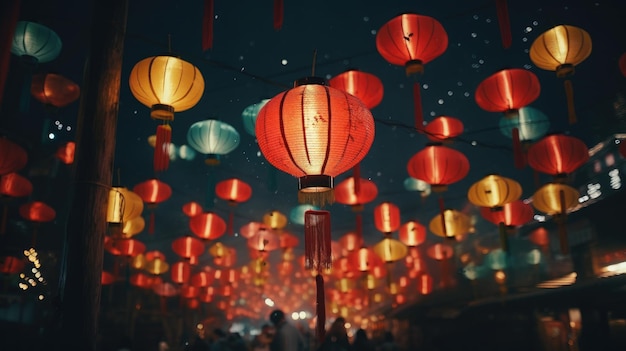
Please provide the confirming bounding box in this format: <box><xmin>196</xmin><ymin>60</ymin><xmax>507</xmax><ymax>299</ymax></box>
<box><xmin>475</xmin><ymin>68</ymin><xmax>541</xmax><ymax>114</ymax></box>
<box><xmin>531</xmin><ymin>183</ymin><xmax>579</xmax><ymax>215</ymax></box>
<box><xmin>11</xmin><ymin>21</ymin><xmax>62</xmax><ymax>63</ymax></box>
<box><xmin>424</xmin><ymin>116</ymin><xmax>464</xmax><ymax>142</ymax></box>
<box><xmin>467</xmin><ymin>174</ymin><xmax>522</xmax><ymax>209</ymax></box>
<box><xmin>328</xmin><ymin>69</ymin><xmax>384</xmax><ymax>109</ymax></box>
<box><xmin>530</xmin><ymin>25</ymin><xmax>592</xmax><ymax>76</ymax></box>
<box><xmin>187</xmin><ymin>120</ymin><xmax>240</xmax><ymax>157</ymax></box>
<box><xmin>255</xmin><ymin>78</ymin><xmax>375</xmax><ymax>196</ymax></box>
<box><xmin>129</xmin><ymin>55</ymin><xmax>204</xmax><ymax>120</ymax></box>
<box><xmin>527</xmin><ymin>134</ymin><xmax>589</xmax><ymax>177</ymax></box>
<box><xmin>407</xmin><ymin>144</ymin><xmax>470</xmax><ymax>191</ymax></box>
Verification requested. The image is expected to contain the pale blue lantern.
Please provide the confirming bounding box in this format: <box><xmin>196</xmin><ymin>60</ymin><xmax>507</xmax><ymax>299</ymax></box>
<box><xmin>187</xmin><ymin>119</ymin><xmax>240</xmax><ymax>165</ymax></box>
<box><xmin>485</xmin><ymin>249</ymin><xmax>508</xmax><ymax>270</ymax></box>
<box><xmin>241</xmin><ymin>99</ymin><xmax>270</xmax><ymax>136</ymax></box>
<box><xmin>289</xmin><ymin>204</ymin><xmax>320</xmax><ymax>225</ymax></box>
<box><xmin>178</xmin><ymin>144</ymin><xmax>197</xmax><ymax>161</ymax></box>
<box><xmin>499</xmin><ymin>106</ymin><xmax>550</xmax><ymax>142</ymax></box>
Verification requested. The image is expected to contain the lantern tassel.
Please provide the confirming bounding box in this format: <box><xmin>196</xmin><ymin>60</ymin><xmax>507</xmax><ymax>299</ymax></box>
<box><xmin>564</xmin><ymin>79</ymin><xmax>577</xmax><ymax>124</ymax></box>
<box><xmin>495</xmin><ymin>0</ymin><xmax>512</xmax><ymax>49</ymax></box>
<box><xmin>499</xmin><ymin>222</ymin><xmax>509</xmax><ymax>253</ymax></box>
<box><xmin>315</xmin><ymin>273</ymin><xmax>326</xmax><ymax>343</ymax></box>
<box><xmin>149</xmin><ymin>211</ymin><xmax>155</xmax><ymax>234</ymax></box>
<box><xmin>273</xmin><ymin>0</ymin><xmax>284</xmax><ymax>31</ymax></box>
<box><xmin>228</xmin><ymin>210</ymin><xmax>234</xmax><ymax>236</ymax></box>
<box><xmin>298</xmin><ymin>189</ymin><xmax>335</xmax><ymax>208</ymax></box>
<box><xmin>0</xmin><ymin>204</ymin><xmax>7</xmax><ymax>235</ymax></box>
<box><xmin>438</xmin><ymin>196</ymin><xmax>447</xmax><ymax>237</ymax></box>
<box><xmin>413</xmin><ymin>82</ymin><xmax>424</xmax><ymax>130</ymax></box>
<box><xmin>355</xmin><ymin>213</ymin><xmax>363</xmax><ymax>243</ymax></box>
<box><xmin>304</xmin><ymin>210</ymin><xmax>332</xmax><ymax>272</ymax></box>
<box><xmin>154</xmin><ymin>124</ymin><xmax>171</xmax><ymax>173</ymax></box>
<box><xmin>558</xmin><ymin>189</ymin><xmax>569</xmax><ymax>255</ymax></box>
<box><xmin>512</xmin><ymin>127</ymin><xmax>526</xmax><ymax>169</ymax></box>
<box><xmin>202</xmin><ymin>0</ymin><xmax>214</xmax><ymax>50</ymax></box>
<box><xmin>353</xmin><ymin>163</ymin><xmax>361</xmax><ymax>195</ymax></box>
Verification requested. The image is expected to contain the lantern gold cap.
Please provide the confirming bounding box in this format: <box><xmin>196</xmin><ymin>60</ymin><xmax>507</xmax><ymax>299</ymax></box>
<box><xmin>294</xmin><ymin>76</ymin><xmax>326</xmax><ymax>87</ymax></box>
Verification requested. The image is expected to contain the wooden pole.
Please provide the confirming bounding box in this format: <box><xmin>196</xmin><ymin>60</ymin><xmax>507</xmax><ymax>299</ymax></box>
<box><xmin>58</xmin><ymin>0</ymin><xmax>128</xmax><ymax>350</ymax></box>
<box><xmin>0</xmin><ymin>0</ymin><xmax>21</xmax><ymax>110</ymax></box>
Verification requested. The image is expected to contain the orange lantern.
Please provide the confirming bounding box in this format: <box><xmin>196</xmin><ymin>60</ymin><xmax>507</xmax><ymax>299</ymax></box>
<box><xmin>133</xmin><ymin>178</ymin><xmax>172</xmax><ymax>234</ymax></box>
<box><xmin>480</xmin><ymin>200</ymin><xmax>534</xmax><ymax>230</ymax></box>
<box><xmin>263</xmin><ymin>210</ymin><xmax>288</xmax><ymax>232</ymax></box>
<box><xmin>424</xmin><ymin>116</ymin><xmax>464</xmax><ymax>143</ymax></box>
<box><xmin>376</xmin><ymin>13</ymin><xmax>448</xmax><ymax>128</ymax></box>
<box><xmin>215</xmin><ymin>178</ymin><xmax>252</xmax><ymax>235</ymax></box>
<box><xmin>189</xmin><ymin>211</ymin><xmax>227</xmax><ymax>241</ymax></box>
<box><xmin>328</xmin><ymin>69</ymin><xmax>384</xmax><ymax>109</ymax></box>
<box><xmin>0</xmin><ymin>138</ymin><xmax>28</xmax><ymax>175</ymax></box>
<box><xmin>55</xmin><ymin>141</ymin><xmax>76</xmax><ymax>165</ymax></box>
<box><xmin>527</xmin><ymin>134</ymin><xmax>589</xmax><ymax>181</ymax></box>
<box><xmin>530</xmin><ymin>25</ymin><xmax>592</xmax><ymax>124</ymax></box>
<box><xmin>532</xmin><ymin>183</ymin><xmax>579</xmax><ymax>255</ymax></box>
<box><xmin>347</xmin><ymin>247</ymin><xmax>384</xmax><ymax>273</ymax></box>
<box><xmin>0</xmin><ymin>172</ymin><xmax>33</xmax><ymax>234</ymax></box>
<box><xmin>398</xmin><ymin>220</ymin><xmax>426</xmax><ymax>247</ymax></box>
<box><xmin>256</xmin><ymin>77</ymin><xmax>375</xmax><ymax>206</ymax></box>
<box><xmin>373</xmin><ymin>202</ymin><xmax>401</xmax><ymax>235</ymax></box>
<box><xmin>30</xmin><ymin>73</ymin><xmax>80</xmax><ymax>109</ymax></box>
<box><xmin>19</xmin><ymin>201</ymin><xmax>56</xmax><ymax>245</ymax></box>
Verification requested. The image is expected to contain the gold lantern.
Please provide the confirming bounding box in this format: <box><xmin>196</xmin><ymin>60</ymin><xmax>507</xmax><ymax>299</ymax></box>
<box><xmin>428</xmin><ymin>209</ymin><xmax>471</xmax><ymax>240</ymax></box>
<box><xmin>532</xmin><ymin>182</ymin><xmax>579</xmax><ymax>255</ymax></box>
<box><xmin>107</xmin><ymin>187</ymin><xmax>144</xmax><ymax>235</ymax></box>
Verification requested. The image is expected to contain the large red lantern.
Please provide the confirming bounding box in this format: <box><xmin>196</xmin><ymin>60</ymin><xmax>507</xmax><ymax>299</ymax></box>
<box><xmin>480</xmin><ymin>200</ymin><xmax>534</xmax><ymax>229</ymax></box>
<box><xmin>0</xmin><ymin>138</ymin><xmax>28</xmax><ymax>175</ymax></box>
<box><xmin>256</xmin><ymin>77</ymin><xmax>375</xmax><ymax>206</ymax></box>
<box><xmin>475</xmin><ymin>68</ymin><xmax>541</xmax><ymax>118</ymax></box>
<box><xmin>398</xmin><ymin>220</ymin><xmax>426</xmax><ymax>247</ymax></box>
<box><xmin>215</xmin><ymin>178</ymin><xmax>252</xmax><ymax>235</ymax></box>
<box><xmin>407</xmin><ymin>143</ymin><xmax>470</xmax><ymax>192</ymax></box>
<box><xmin>328</xmin><ymin>69</ymin><xmax>384</xmax><ymax>109</ymax></box>
<box><xmin>133</xmin><ymin>178</ymin><xmax>172</xmax><ymax>234</ymax></box>
<box><xmin>376</xmin><ymin>13</ymin><xmax>448</xmax><ymax>128</ymax></box>
<box><xmin>527</xmin><ymin>134</ymin><xmax>589</xmax><ymax>181</ymax></box>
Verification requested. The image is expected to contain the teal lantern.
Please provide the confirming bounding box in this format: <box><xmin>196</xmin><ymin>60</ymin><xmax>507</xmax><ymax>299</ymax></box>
<box><xmin>241</xmin><ymin>99</ymin><xmax>270</xmax><ymax>136</ymax></box>
<box><xmin>187</xmin><ymin>120</ymin><xmax>240</xmax><ymax>208</ymax></box>
<box><xmin>178</xmin><ymin>145</ymin><xmax>197</xmax><ymax>161</ymax></box>
<box><xmin>499</xmin><ymin>106</ymin><xmax>550</xmax><ymax>143</ymax></box>
<box><xmin>403</xmin><ymin>177</ymin><xmax>431</xmax><ymax>198</ymax></box>
<box><xmin>11</xmin><ymin>21</ymin><xmax>62</xmax><ymax>113</ymax></box>
<box><xmin>289</xmin><ymin>204</ymin><xmax>320</xmax><ymax>225</ymax></box>
<box><xmin>485</xmin><ymin>249</ymin><xmax>508</xmax><ymax>270</ymax></box>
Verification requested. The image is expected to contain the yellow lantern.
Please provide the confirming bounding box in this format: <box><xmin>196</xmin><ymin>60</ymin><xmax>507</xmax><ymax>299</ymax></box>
<box><xmin>144</xmin><ymin>257</ymin><xmax>170</xmax><ymax>275</ymax></box>
<box><xmin>372</xmin><ymin>237</ymin><xmax>408</xmax><ymax>263</ymax></box>
<box><xmin>122</xmin><ymin>216</ymin><xmax>145</xmax><ymax>238</ymax></box>
<box><xmin>107</xmin><ymin>187</ymin><xmax>144</xmax><ymax>233</ymax></box>
<box><xmin>263</xmin><ymin>210</ymin><xmax>288</xmax><ymax>231</ymax></box>
<box><xmin>467</xmin><ymin>174</ymin><xmax>522</xmax><ymax>209</ymax></box>
<box><xmin>428</xmin><ymin>209</ymin><xmax>471</xmax><ymax>239</ymax></box>
<box><xmin>130</xmin><ymin>253</ymin><xmax>146</xmax><ymax>270</ymax></box>
<box><xmin>530</xmin><ymin>25</ymin><xmax>592</xmax><ymax>124</ymax></box>
<box><xmin>532</xmin><ymin>183</ymin><xmax>579</xmax><ymax>255</ymax></box>
<box><xmin>129</xmin><ymin>55</ymin><xmax>205</xmax><ymax>172</ymax></box>
<box><xmin>208</xmin><ymin>242</ymin><xmax>228</xmax><ymax>259</ymax></box>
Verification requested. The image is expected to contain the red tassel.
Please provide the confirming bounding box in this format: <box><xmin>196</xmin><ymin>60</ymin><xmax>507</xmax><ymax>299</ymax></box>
<box><xmin>512</xmin><ymin>127</ymin><xmax>526</xmax><ymax>169</ymax></box>
<box><xmin>413</xmin><ymin>82</ymin><xmax>423</xmax><ymax>130</ymax></box>
<box><xmin>353</xmin><ymin>164</ymin><xmax>361</xmax><ymax>195</ymax></box>
<box><xmin>355</xmin><ymin>213</ymin><xmax>363</xmax><ymax>243</ymax></box>
<box><xmin>438</xmin><ymin>197</ymin><xmax>447</xmax><ymax>237</ymax></box>
<box><xmin>273</xmin><ymin>0</ymin><xmax>284</xmax><ymax>31</ymax></box>
<box><xmin>558</xmin><ymin>189</ymin><xmax>569</xmax><ymax>255</ymax></box>
<box><xmin>0</xmin><ymin>0</ymin><xmax>21</xmax><ymax>109</ymax></box>
<box><xmin>304</xmin><ymin>210</ymin><xmax>332</xmax><ymax>272</ymax></box>
<box><xmin>495</xmin><ymin>0</ymin><xmax>512</xmax><ymax>49</ymax></box>
<box><xmin>149</xmin><ymin>212</ymin><xmax>155</xmax><ymax>234</ymax></box>
<box><xmin>202</xmin><ymin>0</ymin><xmax>214</xmax><ymax>50</ymax></box>
<box><xmin>154</xmin><ymin>124</ymin><xmax>171</xmax><ymax>173</ymax></box>
<box><xmin>160</xmin><ymin>296</ymin><xmax>167</xmax><ymax>314</ymax></box>
<box><xmin>228</xmin><ymin>210</ymin><xmax>234</xmax><ymax>236</ymax></box>
<box><xmin>315</xmin><ymin>274</ymin><xmax>326</xmax><ymax>343</ymax></box>
<box><xmin>564</xmin><ymin>79</ymin><xmax>577</xmax><ymax>124</ymax></box>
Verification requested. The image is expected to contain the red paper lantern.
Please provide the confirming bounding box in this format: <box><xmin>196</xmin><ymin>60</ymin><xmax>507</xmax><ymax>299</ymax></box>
<box><xmin>407</xmin><ymin>143</ymin><xmax>470</xmax><ymax>192</ymax></box>
<box><xmin>398</xmin><ymin>220</ymin><xmax>426</xmax><ymax>247</ymax></box>
<box><xmin>189</xmin><ymin>211</ymin><xmax>227</xmax><ymax>240</ymax></box>
<box><xmin>527</xmin><ymin>134</ymin><xmax>589</xmax><ymax>179</ymax></box>
<box><xmin>376</xmin><ymin>13</ymin><xmax>448</xmax><ymax>129</ymax></box>
<box><xmin>247</xmin><ymin>226</ymin><xmax>280</xmax><ymax>252</ymax></box>
<box><xmin>55</xmin><ymin>141</ymin><xmax>75</xmax><ymax>164</ymax></box>
<box><xmin>113</xmin><ymin>238</ymin><xmax>146</xmax><ymax>258</ymax></box>
<box><xmin>101</xmin><ymin>271</ymin><xmax>115</xmax><ymax>285</ymax></box>
<box><xmin>182</xmin><ymin>201</ymin><xmax>203</xmax><ymax>217</ymax></box>
<box><xmin>130</xmin><ymin>272</ymin><xmax>158</xmax><ymax>288</ymax></box>
<box><xmin>475</xmin><ymin>68</ymin><xmax>541</xmax><ymax>118</ymax></box>
<box><xmin>376</xmin><ymin>13</ymin><xmax>448</xmax><ymax>76</ymax></box>
<box><xmin>30</xmin><ymin>73</ymin><xmax>80</xmax><ymax>108</ymax></box>
<box><xmin>424</xmin><ymin>116</ymin><xmax>464</xmax><ymax>142</ymax></box>
<box><xmin>239</xmin><ymin>221</ymin><xmax>264</xmax><ymax>239</ymax></box>
<box><xmin>373</xmin><ymin>202</ymin><xmax>401</xmax><ymax>234</ymax></box>
<box><xmin>279</xmin><ymin>231</ymin><xmax>299</xmax><ymax>250</ymax></box>
<box><xmin>19</xmin><ymin>201</ymin><xmax>55</xmax><ymax>223</ymax></box>
<box><xmin>256</xmin><ymin>77</ymin><xmax>375</xmax><ymax>206</ymax></box>
<box><xmin>133</xmin><ymin>178</ymin><xmax>172</xmax><ymax>234</ymax></box>
<box><xmin>334</xmin><ymin>176</ymin><xmax>378</xmax><ymax>210</ymax></box>
<box><xmin>0</xmin><ymin>256</ymin><xmax>24</xmax><ymax>275</ymax></box>
<box><xmin>180</xmin><ymin>285</ymin><xmax>199</xmax><ymax>299</ymax></box>
<box><xmin>172</xmin><ymin>236</ymin><xmax>205</xmax><ymax>259</ymax></box>
<box><xmin>328</xmin><ymin>69</ymin><xmax>384</xmax><ymax>109</ymax></box>
<box><xmin>191</xmin><ymin>269</ymin><xmax>214</xmax><ymax>287</ymax></box>
<box><xmin>0</xmin><ymin>138</ymin><xmax>28</xmax><ymax>175</ymax></box>
<box><xmin>338</xmin><ymin>232</ymin><xmax>362</xmax><ymax>253</ymax></box>
<box><xmin>480</xmin><ymin>200</ymin><xmax>534</xmax><ymax>228</ymax></box>
<box><xmin>347</xmin><ymin>247</ymin><xmax>384</xmax><ymax>273</ymax></box>
<box><xmin>171</xmin><ymin>261</ymin><xmax>191</xmax><ymax>285</ymax></box>
<box><xmin>0</xmin><ymin>173</ymin><xmax>32</xmax><ymax>198</ymax></box>
<box><xmin>215</xmin><ymin>178</ymin><xmax>252</xmax><ymax>235</ymax></box>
